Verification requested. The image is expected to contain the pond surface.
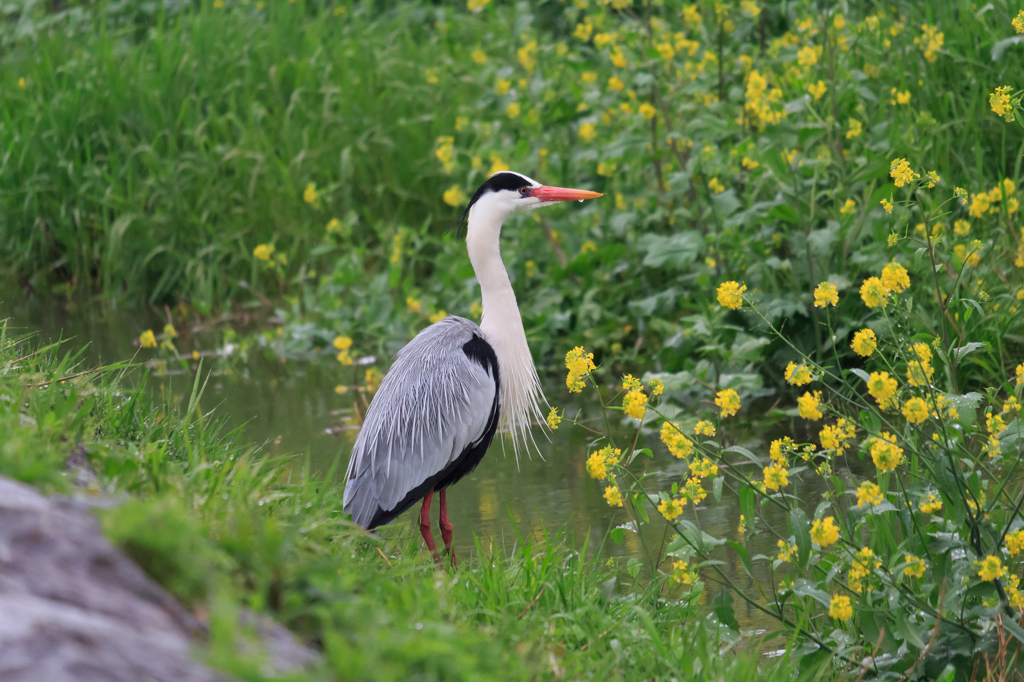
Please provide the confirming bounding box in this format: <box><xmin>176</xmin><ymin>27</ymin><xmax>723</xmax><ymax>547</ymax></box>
<box><xmin>1</xmin><ymin>295</ymin><xmax>846</xmax><ymax>632</ymax></box>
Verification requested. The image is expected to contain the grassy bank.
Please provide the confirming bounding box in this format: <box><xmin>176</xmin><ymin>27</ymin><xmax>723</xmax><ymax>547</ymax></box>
<box><xmin>0</xmin><ymin>328</ymin><xmax>799</xmax><ymax>681</ymax></box>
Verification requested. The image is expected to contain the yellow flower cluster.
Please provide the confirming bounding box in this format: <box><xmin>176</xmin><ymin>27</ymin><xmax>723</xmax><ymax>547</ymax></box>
<box><xmin>716</xmin><ymin>280</ymin><xmax>746</xmax><ymax>309</ymax></box>
<box><xmin>661</xmin><ymin>422</ymin><xmax>695</xmax><ymax>459</ymax></box>
<box><xmin>690</xmin><ymin>457</ymin><xmax>718</xmax><ymax>479</ymax></box>
<box><xmin>820</xmin><ymin>418</ymin><xmax>856</xmax><ymax>457</ymax></box>
<box><xmin>810</xmin><ymin>517</ymin><xmax>840</xmax><ymax>547</ymax></box>
<box><xmin>603</xmin><ymin>485</ymin><xmax>623</xmax><ymax>507</ymax></box>
<box><xmin>813</xmin><ymin>281</ymin><xmax>838</xmax><ymax>307</ymax></box>
<box><xmin>867</xmin><ymin>432</ymin><xmax>903</xmax><ymax>472</ymax></box>
<box><xmin>914</xmin><ymin>24</ymin><xmax>944</xmax><ymax>63</ymax></box>
<box><xmin>743</xmin><ymin>70</ymin><xmax>785</xmax><ymax>130</ymax></box>
<box><xmin>902</xmin><ymin>396</ymin><xmax>930</xmax><ymax>424</ymax></box>
<box><xmin>797</xmin><ymin>391</ymin><xmax>823</xmax><ymax>420</ymax></box>
<box><xmin>851</xmin><ymin>328</ymin><xmax>877</xmax><ymax>357</ymax></box>
<box><xmin>848</xmin><ymin>547</ymin><xmax>881</xmax><ymax>594</ymax></box>
<box><xmin>715</xmin><ymin>389</ymin><xmax>741</xmax><ymax>417</ymax></box>
<box><xmin>334</xmin><ymin>335</ymin><xmax>354</xmax><ymax>365</ymax></box>
<box><xmin>880</xmin><ymin>261</ymin><xmax>910</xmax><ymax>293</ymax></box>
<box><xmin>919</xmin><ymin>493</ymin><xmax>943</xmax><ymax>514</ymax></box>
<box><xmin>139</xmin><ymin>329</ymin><xmax>157</xmax><ymax>348</ymax></box>
<box><xmin>565</xmin><ymin>346</ymin><xmax>596</xmax><ymax>393</ymax></box>
<box><xmin>694</xmin><ymin>420</ymin><xmax>716</xmax><ymax>436</ymax></box>
<box><xmin>856</xmin><ymin>481</ymin><xmax>883</xmax><ymax>508</ymax></box>
<box><xmin>658</xmin><ymin>497</ymin><xmax>685</xmax><ymax>520</ymax></box>
<box><xmin>763</xmin><ymin>464</ymin><xmax>788</xmax><ymax>491</ymax></box>
<box><xmin>253</xmin><ymin>243</ymin><xmax>275</xmax><ymax>261</ymax></box>
<box><xmin>990</xmin><ymin>86</ymin><xmax>1015</xmax><ymax>122</ymax></box>
<box><xmin>776</xmin><ymin>539</ymin><xmax>798</xmax><ymax>563</ymax></box>
<box><xmin>784</xmin><ymin>362</ymin><xmax>813</xmax><ymax>386</ymax></box>
<box><xmin>889</xmin><ymin>158</ymin><xmax>920</xmax><ymax>188</ymax></box>
<box><xmin>435</xmin><ymin>136</ymin><xmax>455</xmax><ymax>173</ymax></box>
<box><xmin>866</xmin><ymin>371</ymin><xmax>898</xmax><ymax>409</ymax></box>
<box><xmin>671</xmin><ymin>560</ymin><xmax>699</xmax><ymax>585</ymax></box>
<box><xmin>859</xmin><ymin>277</ymin><xmax>889</xmax><ymax>308</ymax></box>
<box><xmin>906</xmin><ymin>342</ymin><xmax>935</xmax><ymax>387</ymax></box>
<box><xmin>585</xmin><ymin>446</ymin><xmax>621</xmax><ymax>481</ymax></box>
<box><xmin>546</xmin><ymin>406</ymin><xmax>562</xmax><ymax>430</ymax></box>
<box><xmin>828</xmin><ymin>594</ymin><xmax>853</xmax><ymax>621</ymax></box>
<box><xmin>903</xmin><ymin>554</ymin><xmax>926</xmax><ymax>578</ymax></box>
<box><xmin>1015</xmin><ymin>11</ymin><xmax>1024</xmax><ymax>34</ymax></box>
<box><xmin>1006</xmin><ymin>529</ymin><xmax>1024</xmax><ymax>557</ymax></box>
<box><xmin>976</xmin><ymin>555</ymin><xmax>1006</xmax><ymax>582</ymax></box>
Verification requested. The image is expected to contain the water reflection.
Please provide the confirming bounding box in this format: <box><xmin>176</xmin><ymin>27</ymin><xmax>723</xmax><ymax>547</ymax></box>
<box><xmin>1</xmin><ymin>296</ymin><xmax>854</xmax><ymax>632</ymax></box>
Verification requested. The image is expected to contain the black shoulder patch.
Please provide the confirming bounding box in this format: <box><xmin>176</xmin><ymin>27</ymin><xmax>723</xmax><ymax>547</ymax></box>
<box><xmin>462</xmin><ymin>335</ymin><xmax>499</xmax><ymax>378</ymax></box>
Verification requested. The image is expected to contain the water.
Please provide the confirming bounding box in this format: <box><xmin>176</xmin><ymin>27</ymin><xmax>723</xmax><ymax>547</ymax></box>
<box><xmin>0</xmin><ymin>294</ymin><xmax>839</xmax><ymax>630</ymax></box>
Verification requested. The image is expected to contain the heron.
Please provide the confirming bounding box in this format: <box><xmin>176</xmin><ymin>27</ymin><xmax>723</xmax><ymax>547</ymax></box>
<box><xmin>343</xmin><ymin>171</ymin><xmax>601</xmax><ymax>563</ymax></box>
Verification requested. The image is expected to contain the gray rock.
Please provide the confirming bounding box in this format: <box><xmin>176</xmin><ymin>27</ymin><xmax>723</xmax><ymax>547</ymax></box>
<box><xmin>0</xmin><ymin>476</ymin><xmax>225</xmax><ymax>682</ymax></box>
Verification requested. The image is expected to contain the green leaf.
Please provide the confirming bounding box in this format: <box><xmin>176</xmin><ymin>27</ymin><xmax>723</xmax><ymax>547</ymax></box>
<box><xmin>953</xmin><ymin>342</ymin><xmax>987</xmax><ymax>363</ymax></box>
<box><xmin>791</xmin><ymin>579</ymin><xmax>831</xmax><ymax>607</ymax></box>
<box><xmin>849</xmin><ymin>368</ymin><xmax>871</xmax><ymax>383</ymax></box>
<box><xmin>739</xmin><ymin>485</ymin><xmax>755</xmax><ymax>524</ymax></box>
<box><xmin>638</xmin><ymin>232</ymin><xmax>704</xmax><ymax>268</ymax></box>
<box><xmin>610</xmin><ymin>528</ymin><xmax>625</xmax><ymax>545</ymax></box>
<box><xmin>632</xmin><ymin>494</ymin><xmax>650</xmax><ymax>524</ymax></box>
<box><xmin>713</xmin><ymin>589</ymin><xmax>740</xmax><ymax>631</ymax></box>
<box><xmin>770</xmin><ymin>204</ymin><xmax>800</xmax><ymax>225</ymax></box>
<box><xmin>727</xmin><ymin>540</ymin><xmax>753</xmax><ymax>577</ymax></box>
<box><xmin>713</xmin><ymin>476</ymin><xmax>724</xmax><ymax>502</ymax></box>
<box><xmin>789</xmin><ymin>508</ymin><xmax>812</xmax><ymax>569</ymax></box>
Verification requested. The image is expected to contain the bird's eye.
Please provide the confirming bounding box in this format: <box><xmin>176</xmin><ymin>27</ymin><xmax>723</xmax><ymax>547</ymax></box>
<box><xmin>518</xmin><ymin>187</ymin><xmax>530</xmax><ymax>196</ymax></box>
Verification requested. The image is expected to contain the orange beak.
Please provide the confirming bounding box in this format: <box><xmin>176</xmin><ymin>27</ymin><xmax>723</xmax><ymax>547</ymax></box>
<box><xmin>531</xmin><ymin>186</ymin><xmax>603</xmax><ymax>202</ymax></box>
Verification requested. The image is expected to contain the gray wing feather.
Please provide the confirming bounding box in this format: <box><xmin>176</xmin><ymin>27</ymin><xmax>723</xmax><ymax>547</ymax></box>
<box><xmin>343</xmin><ymin>316</ymin><xmax>496</xmax><ymax>527</ymax></box>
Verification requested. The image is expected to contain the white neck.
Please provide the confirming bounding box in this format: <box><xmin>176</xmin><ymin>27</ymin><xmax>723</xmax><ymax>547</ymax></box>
<box><xmin>466</xmin><ymin>200</ymin><xmax>546</xmax><ymax>455</ymax></box>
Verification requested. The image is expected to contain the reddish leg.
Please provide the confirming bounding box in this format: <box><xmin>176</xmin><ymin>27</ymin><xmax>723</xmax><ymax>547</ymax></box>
<box><xmin>438</xmin><ymin>489</ymin><xmax>457</xmax><ymax>567</ymax></box>
<box><xmin>419</xmin><ymin>489</ymin><xmax>440</xmax><ymax>561</ymax></box>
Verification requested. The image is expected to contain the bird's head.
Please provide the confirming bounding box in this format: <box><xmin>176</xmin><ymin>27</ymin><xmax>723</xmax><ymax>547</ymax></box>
<box><xmin>453</xmin><ymin>171</ymin><xmax>602</xmax><ymax>238</ymax></box>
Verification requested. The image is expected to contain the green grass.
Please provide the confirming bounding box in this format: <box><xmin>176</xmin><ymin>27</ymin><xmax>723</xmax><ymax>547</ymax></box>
<box><xmin>0</xmin><ymin>327</ymin><xmax>802</xmax><ymax>680</ymax></box>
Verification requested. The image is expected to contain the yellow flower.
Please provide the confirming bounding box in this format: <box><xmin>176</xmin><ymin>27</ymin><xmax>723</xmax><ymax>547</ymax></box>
<box><xmin>763</xmin><ymin>465</ymin><xmax>789</xmax><ymax>491</ymax></box>
<box><xmin>894</xmin><ymin>90</ymin><xmax>911</xmax><ymax>105</ymax></box>
<box><xmin>574</xmin><ymin>20</ymin><xmax>593</xmax><ymax>41</ymax></box>
<box><xmin>429</xmin><ymin>310</ymin><xmax>447</xmax><ymax>324</ymax></box>
<box><xmin>846</xmin><ymin>118</ymin><xmax>862</xmax><ymax>139</ymax></box>
<box><xmin>546</xmin><ymin>407</ymin><xmax>562</xmax><ymax>430</ymax></box>
<box><xmin>829</xmin><ymin>594</ymin><xmax>853</xmax><ymax>621</ymax></box>
<box><xmin>471</xmin><ymin>49</ymin><xmax>487</xmax><ymax>64</ymax></box>
<box><xmin>162</xmin><ymin>324</ymin><xmax>177</xmax><ymax>339</ymax></box>
<box><xmin>860</xmin><ymin>277</ymin><xmax>889</xmax><ymax>308</ymax></box>
<box><xmin>902</xmin><ymin>397</ymin><xmax>930</xmax><ymax>424</ymax></box>
<box><xmin>784</xmin><ymin>362</ymin><xmax>814</xmax><ymax>386</ymax></box>
<box><xmin>991</xmin><ymin>86</ymin><xmax>1014</xmax><ymax>121</ymax></box>
<box><xmin>671</xmin><ymin>560</ymin><xmax>698</xmax><ymax>584</ymax></box>
<box><xmin>797</xmin><ymin>45</ymin><xmax>820</xmax><ymax>66</ymax></box>
<box><xmin>820</xmin><ymin>419</ymin><xmax>856</xmax><ymax>456</ymax></box>
<box><xmin>623</xmin><ymin>390</ymin><xmax>648</xmax><ymax>420</ymax></box>
<box><xmin>586</xmin><ymin>450</ymin><xmax>610</xmax><ymax>480</ymax></box>
<box><xmin>880</xmin><ymin>261</ymin><xmax>910</xmax><ymax>293</ymax></box>
<box><xmin>866</xmin><ymin>372</ymin><xmax>897</xmax><ymax>407</ymax></box>
<box><xmin>443</xmin><ymin>185</ymin><xmax>467</xmax><ymax>207</ymax></box>
<box><xmin>1015</xmin><ymin>10</ymin><xmax>1024</xmax><ymax>34</ymax></box>
<box><xmin>466</xmin><ymin>0</ymin><xmax>490</xmax><ymax>10</ymax></box>
<box><xmin>469</xmin><ymin>301</ymin><xmax>482</xmax><ymax>319</ymax></box>
<box><xmin>813</xmin><ymin>282</ymin><xmax>839</xmax><ymax>307</ymax></box>
<box><xmin>661</xmin><ymin>422</ymin><xmax>695</xmax><ymax>459</ymax></box>
<box><xmin>495</xmin><ymin>79</ymin><xmax>511</xmax><ymax>96</ymax></box>
<box><xmin>880</xmin><ymin>198</ymin><xmax>893</xmax><ymax>214</ymax></box>
<box><xmin>694</xmin><ymin>420</ymin><xmax>716</xmax><ymax>437</ymax></box>
<box><xmin>777</xmin><ymin>539</ymin><xmax>798</xmax><ymax>563</ymax></box>
<box><xmin>253</xmin><ymin>243</ymin><xmax>274</xmax><ymax>260</ymax></box>
<box><xmin>925</xmin><ymin>170</ymin><xmax>940</xmax><ymax>188</ymax></box>
<box><xmin>608</xmin><ymin>75</ymin><xmax>625</xmax><ymax>91</ymax></box>
<box><xmin>506</xmin><ymin>102</ymin><xmax>521</xmax><ymax>119</ymax></box>
<box><xmin>869</xmin><ymin>432</ymin><xmax>903</xmax><ymax>472</ymax></box>
<box><xmin>797</xmin><ymin>391</ymin><xmax>824</xmax><ymax>420</ymax></box>
<box><xmin>139</xmin><ymin>330</ymin><xmax>157</xmax><ymax>348</ymax></box>
<box><xmin>953</xmin><ymin>219</ymin><xmax>970</xmax><ymax>236</ymax></box>
<box><xmin>716</xmin><ymin>281</ymin><xmax>746</xmax><ymax>309</ymax></box>
<box><xmin>326</xmin><ymin>218</ymin><xmax>342</xmax><ymax>234</ymax></box>
<box><xmin>807</xmin><ymin>80</ymin><xmax>827</xmax><ymax>100</ymax></box>
<box><xmin>889</xmin><ymin>158</ymin><xmax>919</xmax><ymax>187</ymax></box>
<box><xmin>658</xmin><ymin>498</ymin><xmax>685</xmax><ymax>521</ymax></box>
<box><xmin>303</xmin><ymin>182</ymin><xmax>319</xmax><ymax>204</ymax></box>
<box><xmin>810</xmin><ymin>517</ymin><xmax>840</xmax><ymax>547</ymax></box>
<box><xmin>578</xmin><ymin>122</ymin><xmax>597</xmax><ymax>142</ymax></box>
<box><xmin>920</xmin><ymin>493</ymin><xmax>943</xmax><ymax>514</ymax></box>
<box><xmin>487</xmin><ymin>154</ymin><xmax>509</xmax><ymax>175</ymax></box>
<box><xmin>406</xmin><ymin>297</ymin><xmax>422</xmax><ymax>314</ymax></box>
<box><xmin>715</xmin><ymin>389</ymin><xmax>741</xmax><ymax>418</ymax></box>
<box><xmin>851</xmin><ymin>328</ymin><xmax>877</xmax><ymax>357</ymax></box>
<box><xmin>335</xmin><ymin>349</ymin><xmax>353</xmax><ymax>365</ymax></box>
<box><xmin>603</xmin><ymin>486</ymin><xmax>623</xmax><ymax>507</ymax></box>
<box><xmin>1007</xmin><ymin>529</ymin><xmax>1024</xmax><ymax>556</ymax></box>
<box><xmin>646</xmin><ymin>378</ymin><xmax>664</xmax><ymax>396</ymax></box>
<box><xmin>1016</xmin><ymin>363</ymin><xmax>1024</xmax><ymax>385</ymax></box>
<box><xmin>609</xmin><ymin>46</ymin><xmax>628</xmax><ymax>68</ymax></box>
<box><xmin>565</xmin><ymin>346</ymin><xmax>596</xmax><ymax>393</ymax></box>
<box><xmin>638</xmin><ymin>102</ymin><xmax>657</xmax><ymax>120</ymax></box>
<box><xmin>838</xmin><ymin>198</ymin><xmax>857</xmax><ymax>215</ymax></box>
<box><xmin>856</xmin><ymin>481</ymin><xmax>883</xmax><ymax>508</ymax></box>
<box><xmin>708</xmin><ymin>177</ymin><xmax>725</xmax><ymax>194</ymax></box>
<box><xmin>690</xmin><ymin>457</ymin><xmax>718</xmax><ymax>479</ymax></box>
<box><xmin>742</xmin><ymin>157</ymin><xmax>759</xmax><ymax>170</ymax></box>
<box><xmin>903</xmin><ymin>554</ymin><xmax>926</xmax><ymax>578</ymax></box>
<box><xmin>976</xmin><ymin>555</ymin><xmax>1006</xmax><ymax>582</ymax></box>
